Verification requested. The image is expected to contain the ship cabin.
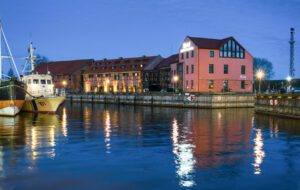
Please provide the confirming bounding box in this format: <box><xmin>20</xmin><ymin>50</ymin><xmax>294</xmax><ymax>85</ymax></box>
<box><xmin>22</xmin><ymin>74</ymin><xmax>54</xmax><ymax>97</ymax></box>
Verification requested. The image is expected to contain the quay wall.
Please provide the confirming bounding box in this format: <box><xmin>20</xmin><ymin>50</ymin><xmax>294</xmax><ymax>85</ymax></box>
<box><xmin>66</xmin><ymin>94</ymin><xmax>254</xmax><ymax>108</ymax></box>
<box><xmin>255</xmin><ymin>94</ymin><xmax>300</xmax><ymax>119</ymax></box>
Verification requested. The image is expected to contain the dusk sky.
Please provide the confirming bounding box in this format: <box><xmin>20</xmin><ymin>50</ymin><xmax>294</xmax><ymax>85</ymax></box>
<box><xmin>1</xmin><ymin>0</ymin><xmax>300</xmax><ymax>79</ymax></box>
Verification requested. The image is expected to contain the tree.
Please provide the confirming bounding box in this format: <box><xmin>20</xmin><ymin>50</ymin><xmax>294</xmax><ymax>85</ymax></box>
<box><xmin>35</xmin><ymin>54</ymin><xmax>49</xmax><ymax>65</ymax></box>
<box><xmin>7</xmin><ymin>68</ymin><xmax>15</xmax><ymax>77</ymax></box>
<box><xmin>253</xmin><ymin>57</ymin><xmax>274</xmax><ymax>80</ymax></box>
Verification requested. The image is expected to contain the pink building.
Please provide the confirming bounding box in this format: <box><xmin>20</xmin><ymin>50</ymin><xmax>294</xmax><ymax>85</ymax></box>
<box><xmin>171</xmin><ymin>36</ymin><xmax>253</xmax><ymax>93</ymax></box>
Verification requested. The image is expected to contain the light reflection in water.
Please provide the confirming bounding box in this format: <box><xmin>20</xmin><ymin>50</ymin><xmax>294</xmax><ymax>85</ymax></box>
<box><xmin>253</xmin><ymin>128</ymin><xmax>265</xmax><ymax>175</ymax></box>
<box><xmin>172</xmin><ymin>118</ymin><xmax>196</xmax><ymax>187</ymax></box>
<box><xmin>104</xmin><ymin>111</ymin><xmax>111</xmax><ymax>154</ymax></box>
<box><xmin>61</xmin><ymin>108</ymin><xmax>68</xmax><ymax>137</ymax></box>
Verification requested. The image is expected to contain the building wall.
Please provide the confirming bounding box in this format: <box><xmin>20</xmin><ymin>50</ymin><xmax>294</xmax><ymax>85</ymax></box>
<box><xmin>84</xmin><ymin>71</ymin><xmax>142</xmax><ymax>93</ymax></box>
<box><xmin>179</xmin><ymin>38</ymin><xmax>253</xmax><ymax>93</ymax></box>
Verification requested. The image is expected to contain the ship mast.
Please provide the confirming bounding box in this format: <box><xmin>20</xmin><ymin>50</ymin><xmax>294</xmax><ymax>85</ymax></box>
<box><xmin>0</xmin><ymin>20</ymin><xmax>21</xmax><ymax>80</ymax></box>
<box><xmin>0</xmin><ymin>19</ymin><xmax>2</xmax><ymax>80</ymax></box>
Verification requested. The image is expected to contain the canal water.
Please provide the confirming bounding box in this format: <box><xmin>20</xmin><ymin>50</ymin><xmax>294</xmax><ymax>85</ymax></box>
<box><xmin>0</xmin><ymin>103</ymin><xmax>300</xmax><ymax>190</ymax></box>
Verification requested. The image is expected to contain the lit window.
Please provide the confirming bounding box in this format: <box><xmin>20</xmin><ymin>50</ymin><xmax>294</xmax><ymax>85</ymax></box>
<box><xmin>209</xmin><ymin>80</ymin><xmax>214</xmax><ymax>89</ymax></box>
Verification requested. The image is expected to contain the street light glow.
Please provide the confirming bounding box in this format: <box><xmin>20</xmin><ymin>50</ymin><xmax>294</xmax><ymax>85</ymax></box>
<box><xmin>62</xmin><ymin>80</ymin><xmax>67</xmax><ymax>86</ymax></box>
<box><xmin>173</xmin><ymin>75</ymin><xmax>179</xmax><ymax>82</ymax></box>
<box><xmin>286</xmin><ymin>76</ymin><xmax>292</xmax><ymax>82</ymax></box>
<box><xmin>256</xmin><ymin>70</ymin><xmax>265</xmax><ymax>80</ymax></box>
<box><xmin>106</xmin><ymin>79</ymin><xmax>110</xmax><ymax>84</ymax></box>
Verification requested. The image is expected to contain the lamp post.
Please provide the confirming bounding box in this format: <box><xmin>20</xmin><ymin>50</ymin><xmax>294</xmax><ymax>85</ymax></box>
<box><xmin>256</xmin><ymin>70</ymin><xmax>265</xmax><ymax>94</ymax></box>
<box><xmin>286</xmin><ymin>76</ymin><xmax>292</xmax><ymax>93</ymax></box>
<box><xmin>173</xmin><ymin>75</ymin><xmax>179</xmax><ymax>93</ymax></box>
<box><xmin>62</xmin><ymin>80</ymin><xmax>67</xmax><ymax>96</ymax></box>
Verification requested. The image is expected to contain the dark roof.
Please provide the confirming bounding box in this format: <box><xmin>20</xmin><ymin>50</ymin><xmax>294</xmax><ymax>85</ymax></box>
<box><xmin>156</xmin><ymin>54</ymin><xmax>179</xmax><ymax>69</ymax></box>
<box><xmin>188</xmin><ymin>36</ymin><xmax>232</xmax><ymax>49</ymax></box>
<box><xmin>84</xmin><ymin>56</ymin><xmax>159</xmax><ymax>74</ymax></box>
<box><xmin>35</xmin><ymin>59</ymin><xmax>94</xmax><ymax>75</ymax></box>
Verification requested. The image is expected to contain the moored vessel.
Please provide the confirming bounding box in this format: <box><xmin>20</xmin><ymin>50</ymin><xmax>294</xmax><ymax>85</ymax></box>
<box><xmin>21</xmin><ymin>42</ymin><xmax>65</xmax><ymax>113</ymax></box>
<box><xmin>0</xmin><ymin>20</ymin><xmax>26</xmax><ymax>116</ymax></box>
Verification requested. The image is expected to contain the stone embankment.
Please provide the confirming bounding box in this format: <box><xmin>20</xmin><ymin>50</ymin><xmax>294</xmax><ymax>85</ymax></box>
<box><xmin>255</xmin><ymin>94</ymin><xmax>300</xmax><ymax>119</ymax></box>
<box><xmin>67</xmin><ymin>93</ymin><xmax>254</xmax><ymax>108</ymax></box>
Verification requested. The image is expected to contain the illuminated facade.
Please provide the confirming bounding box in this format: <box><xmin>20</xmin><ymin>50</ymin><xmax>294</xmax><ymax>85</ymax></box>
<box><xmin>84</xmin><ymin>56</ymin><xmax>162</xmax><ymax>93</ymax></box>
<box><xmin>172</xmin><ymin>36</ymin><xmax>253</xmax><ymax>93</ymax></box>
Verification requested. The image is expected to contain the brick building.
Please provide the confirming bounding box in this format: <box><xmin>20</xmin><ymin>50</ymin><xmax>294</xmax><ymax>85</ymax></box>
<box><xmin>84</xmin><ymin>55</ymin><xmax>162</xmax><ymax>93</ymax></box>
<box><xmin>172</xmin><ymin>36</ymin><xmax>253</xmax><ymax>93</ymax></box>
<box><xmin>35</xmin><ymin>59</ymin><xmax>93</xmax><ymax>93</ymax></box>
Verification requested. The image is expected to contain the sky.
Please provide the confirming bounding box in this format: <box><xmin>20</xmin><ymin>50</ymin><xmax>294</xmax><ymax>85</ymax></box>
<box><xmin>0</xmin><ymin>0</ymin><xmax>300</xmax><ymax>79</ymax></box>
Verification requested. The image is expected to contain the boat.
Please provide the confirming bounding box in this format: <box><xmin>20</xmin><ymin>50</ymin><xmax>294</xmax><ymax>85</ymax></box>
<box><xmin>0</xmin><ymin>21</ymin><xmax>26</xmax><ymax>116</ymax></box>
<box><xmin>21</xmin><ymin>42</ymin><xmax>65</xmax><ymax>113</ymax></box>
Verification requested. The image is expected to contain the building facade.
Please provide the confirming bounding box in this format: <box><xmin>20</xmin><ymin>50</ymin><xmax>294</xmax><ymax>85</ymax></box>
<box><xmin>171</xmin><ymin>36</ymin><xmax>253</xmax><ymax>93</ymax></box>
<box><xmin>35</xmin><ymin>59</ymin><xmax>93</xmax><ymax>93</ymax></box>
<box><xmin>84</xmin><ymin>56</ymin><xmax>162</xmax><ymax>93</ymax></box>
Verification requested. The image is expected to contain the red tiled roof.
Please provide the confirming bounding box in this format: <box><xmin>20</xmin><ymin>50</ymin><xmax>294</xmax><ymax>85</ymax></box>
<box><xmin>35</xmin><ymin>59</ymin><xmax>94</xmax><ymax>75</ymax></box>
<box><xmin>84</xmin><ymin>56</ymin><xmax>159</xmax><ymax>74</ymax></box>
<box><xmin>156</xmin><ymin>54</ymin><xmax>179</xmax><ymax>69</ymax></box>
<box><xmin>188</xmin><ymin>36</ymin><xmax>232</xmax><ymax>49</ymax></box>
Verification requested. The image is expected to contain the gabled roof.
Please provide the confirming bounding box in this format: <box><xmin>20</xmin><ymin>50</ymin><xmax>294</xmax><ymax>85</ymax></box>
<box><xmin>84</xmin><ymin>55</ymin><xmax>160</xmax><ymax>74</ymax></box>
<box><xmin>156</xmin><ymin>54</ymin><xmax>179</xmax><ymax>69</ymax></box>
<box><xmin>35</xmin><ymin>59</ymin><xmax>94</xmax><ymax>75</ymax></box>
<box><xmin>188</xmin><ymin>36</ymin><xmax>233</xmax><ymax>49</ymax></box>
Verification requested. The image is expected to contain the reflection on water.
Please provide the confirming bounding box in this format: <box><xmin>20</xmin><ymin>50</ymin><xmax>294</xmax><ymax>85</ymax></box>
<box><xmin>0</xmin><ymin>103</ymin><xmax>299</xmax><ymax>189</ymax></box>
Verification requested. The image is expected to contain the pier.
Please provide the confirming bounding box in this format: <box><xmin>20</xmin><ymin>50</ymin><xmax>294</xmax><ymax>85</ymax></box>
<box><xmin>67</xmin><ymin>93</ymin><xmax>255</xmax><ymax>108</ymax></box>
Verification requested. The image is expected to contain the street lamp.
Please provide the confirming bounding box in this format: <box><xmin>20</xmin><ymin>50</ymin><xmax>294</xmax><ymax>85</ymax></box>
<box><xmin>173</xmin><ymin>75</ymin><xmax>179</xmax><ymax>93</ymax></box>
<box><xmin>256</xmin><ymin>70</ymin><xmax>265</xmax><ymax>94</ymax></box>
<box><xmin>62</xmin><ymin>80</ymin><xmax>67</xmax><ymax>96</ymax></box>
<box><xmin>286</xmin><ymin>76</ymin><xmax>292</xmax><ymax>93</ymax></box>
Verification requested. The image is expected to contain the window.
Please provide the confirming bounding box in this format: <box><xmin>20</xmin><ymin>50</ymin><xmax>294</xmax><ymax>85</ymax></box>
<box><xmin>133</xmin><ymin>73</ymin><xmax>138</xmax><ymax>76</ymax></box>
<box><xmin>241</xmin><ymin>65</ymin><xmax>246</xmax><ymax>74</ymax></box>
<box><xmin>186</xmin><ymin>51</ymin><xmax>189</xmax><ymax>59</ymax></box>
<box><xmin>186</xmin><ymin>80</ymin><xmax>188</xmax><ymax>88</ymax></box>
<box><xmin>97</xmin><ymin>74</ymin><xmax>103</xmax><ymax>78</ymax></box>
<box><xmin>40</xmin><ymin>80</ymin><xmax>46</xmax><ymax>84</ymax></box>
<box><xmin>105</xmin><ymin>73</ymin><xmax>111</xmax><ymax>77</ymax></box>
<box><xmin>33</xmin><ymin>79</ymin><xmax>39</xmax><ymax>84</ymax></box>
<box><xmin>209</xmin><ymin>80</ymin><xmax>214</xmax><ymax>89</ymax></box>
<box><xmin>191</xmin><ymin>50</ymin><xmax>194</xmax><ymax>58</ymax></box>
<box><xmin>130</xmin><ymin>65</ymin><xmax>136</xmax><ymax>68</ymax></box>
<box><xmin>114</xmin><ymin>75</ymin><xmax>120</xmax><ymax>80</ymax></box>
<box><xmin>210</xmin><ymin>51</ymin><xmax>214</xmax><ymax>57</ymax></box>
<box><xmin>191</xmin><ymin>80</ymin><xmax>194</xmax><ymax>89</ymax></box>
<box><xmin>102</xmin><ymin>66</ymin><xmax>106</xmax><ymax>70</ymax></box>
<box><xmin>186</xmin><ymin>65</ymin><xmax>189</xmax><ymax>74</ymax></box>
<box><xmin>209</xmin><ymin>64</ymin><xmax>214</xmax><ymax>74</ymax></box>
<box><xmin>181</xmin><ymin>53</ymin><xmax>184</xmax><ymax>59</ymax></box>
<box><xmin>219</xmin><ymin>39</ymin><xmax>245</xmax><ymax>59</ymax></box>
<box><xmin>191</xmin><ymin>64</ymin><xmax>194</xmax><ymax>74</ymax></box>
<box><xmin>224</xmin><ymin>64</ymin><xmax>228</xmax><ymax>74</ymax></box>
<box><xmin>92</xmin><ymin>66</ymin><xmax>98</xmax><ymax>71</ymax></box>
<box><xmin>27</xmin><ymin>79</ymin><xmax>31</xmax><ymax>84</ymax></box>
<box><xmin>88</xmin><ymin>74</ymin><xmax>94</xmax><ymax>78</ymax></box>
<box><xmin>111</xmin><ymin>66</ymin><xmax>116</xmax><ymax>69</ymax></box>
<box><xmin>241</xmin><ymin>80</ymin><xmax>246</xmax><ymax>89</ymax></box>
<box><xmin>120</xmin><ymin>65</ymin><xmax>126</xmax><ymax>69</ymax></box>
<box><xmin>47</xmin><ymin>80</ymin><xmax>51</xmax><ymax>84</ymax></box>
<box><xmin>123</xmin><ymin>73</ymin><xmax>129</xmax><ymax>77</ymax></box>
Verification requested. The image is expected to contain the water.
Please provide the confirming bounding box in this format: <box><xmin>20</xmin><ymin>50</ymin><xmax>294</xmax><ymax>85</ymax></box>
<box><xmin>0</xmin><ymin>103</ymin><xmax>300</xmax><ymax>190</ymax></box>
